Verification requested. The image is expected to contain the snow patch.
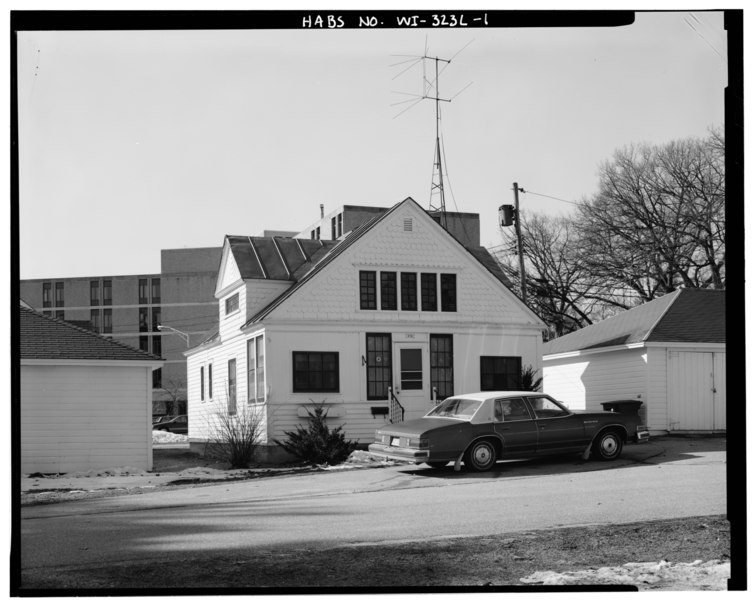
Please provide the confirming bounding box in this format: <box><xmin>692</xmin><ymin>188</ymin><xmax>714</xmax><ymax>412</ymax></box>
<box><xmin>520</xmin><ymin>560</ymin><xmax>730</xmax><ymax>590</ymax></box>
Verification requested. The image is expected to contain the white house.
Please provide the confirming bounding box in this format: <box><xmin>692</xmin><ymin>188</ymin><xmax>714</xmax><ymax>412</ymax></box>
<box><xmin>186</xmin><ymin>198</ymin><xmax>546</xmax><ymax>461</ymax></box>
<box><xmin>542</xmin><ymin>289</ymin><xmax>726</xmax><ymax>435</ymax></box>
<box><xmin>19</xmin><ymin>304</ymin><xmax>163</xmax><ymax>473</ymax></box>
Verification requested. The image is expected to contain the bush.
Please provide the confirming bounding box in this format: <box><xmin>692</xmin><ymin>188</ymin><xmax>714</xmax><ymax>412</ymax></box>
<box><xmin>274</xmin><ymin>401</ymin><xmax>358</xmax><ymax>466</ymax></box>
<box><xmin>520</xmin><ymin>365</ymin><xmax>543</xmax><ymax>391</ymax></box>
<box><xmin>206</xmin><ymin>408</ymin><xmax>264</xmax><ymax>468</ymax></box>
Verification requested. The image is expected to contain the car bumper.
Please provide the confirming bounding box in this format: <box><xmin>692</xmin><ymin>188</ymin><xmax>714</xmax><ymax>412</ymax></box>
<box><xmin>367</xmin><ymin>443</ymin><xmax>430</xmax><ymax>464</ymax></box>
<box><xmin>636</xmin><ymin>427</ymin><xmax>650</xmax><ymax>443</ymax></box>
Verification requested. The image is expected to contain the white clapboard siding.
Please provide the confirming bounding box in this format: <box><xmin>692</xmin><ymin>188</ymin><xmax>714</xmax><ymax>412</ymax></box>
<box><xmin>21</xmin><ymin>364</ymin><xmax>152</xmax><ymax>473</ymax></box>
<box><xmin>544</xmin><ymin>347</ymin><xmax>649</xmax><ymax>422</ymax></box>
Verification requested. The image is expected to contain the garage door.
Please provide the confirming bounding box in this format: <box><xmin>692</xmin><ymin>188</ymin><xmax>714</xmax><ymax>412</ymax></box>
<box><xmin>668</xmin><ymin>351</ymin><xmax>726</xmax><ymax>431</ymax></box>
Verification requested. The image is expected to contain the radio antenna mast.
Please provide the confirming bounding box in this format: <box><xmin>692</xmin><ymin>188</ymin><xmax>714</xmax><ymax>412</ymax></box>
<box><xmin>391</xmin><ymin>39</ymin><xmax>473</xmax><ymax>230</ymax></box>
<box><xmin>425</xmin><ymin>53</ymin><xmax>451</xmax><ymax>229</ymax></box>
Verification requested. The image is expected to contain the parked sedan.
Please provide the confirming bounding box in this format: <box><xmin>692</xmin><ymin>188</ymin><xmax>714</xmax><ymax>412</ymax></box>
<box><xmin>368</xmin><ymin>392</ymin><xmax>649</xmax><ymax>472</ymax></box>
<box><xmin>152</xmin><ymin>414</ymin><xmax>188</xmax><ymax>435</ymax></box>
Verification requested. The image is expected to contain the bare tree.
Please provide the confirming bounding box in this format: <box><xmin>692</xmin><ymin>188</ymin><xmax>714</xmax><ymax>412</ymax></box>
<box><xmin>495</xmin><ymin>212</ymin><xmax>603</xmax><ymax>339</ymax></box>
<box><xmin>494</xmin><ymin>129</ymin><xmax>724</xmax><ymax>337</ymax></box>
<box><xmin>160</xmin><ymin>379</ymin><xmax>187</xmax><ymax>416</ymax></box>
<box><xmin>576</xmin><ymin>130</ymin><xmax>725</xmax><ymax>303</ymax></box>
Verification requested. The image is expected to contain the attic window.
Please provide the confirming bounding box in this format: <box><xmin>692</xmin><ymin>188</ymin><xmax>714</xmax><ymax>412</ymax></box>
<box><xmin>225</xmin><ymin>293</ymin><xmax>240</xmax><ymax>315</ymax></box>
<box><xmin>404</xmin><ymin>218</ymin><xmax>413</xmax><ymax>232</ymax></box>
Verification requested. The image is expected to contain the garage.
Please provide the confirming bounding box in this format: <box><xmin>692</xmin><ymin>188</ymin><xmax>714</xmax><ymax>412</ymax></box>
<box><xmin>543</xmin><ymin>289</ymin><xmax>726</xmax><ymax>435</ymax></box>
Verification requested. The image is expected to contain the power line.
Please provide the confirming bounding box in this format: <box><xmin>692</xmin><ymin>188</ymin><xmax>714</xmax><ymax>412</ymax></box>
<box><xmin>521</xmin><ymin>189</ymin><xmax>581</xmax><ymax>207</ymax></box>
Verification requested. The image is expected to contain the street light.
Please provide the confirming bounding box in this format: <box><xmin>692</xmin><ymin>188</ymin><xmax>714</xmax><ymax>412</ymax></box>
<box><xmin>157</xmin><ymin>325</ymin><xmax>190</xmax><ymax>347</ymax></box>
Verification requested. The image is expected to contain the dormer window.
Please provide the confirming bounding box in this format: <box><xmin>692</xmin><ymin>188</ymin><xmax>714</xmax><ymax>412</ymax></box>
<box><xmin>225</xmin><ymin>293</ymin><xmax>240</xmax><ymax>315</ymax></box>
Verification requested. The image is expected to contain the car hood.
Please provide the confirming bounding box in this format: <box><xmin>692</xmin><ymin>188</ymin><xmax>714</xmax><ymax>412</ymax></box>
<box><xmin>377</xmin><ymin>417</ymin><xmax>466</xmax><ymax>436</ymax></box>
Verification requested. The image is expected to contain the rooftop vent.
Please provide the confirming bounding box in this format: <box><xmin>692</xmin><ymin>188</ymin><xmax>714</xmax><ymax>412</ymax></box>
<box><xmin>404</xmin><ymin>218</ymin><xmax>413</xmax><ymax>232</ymax></box>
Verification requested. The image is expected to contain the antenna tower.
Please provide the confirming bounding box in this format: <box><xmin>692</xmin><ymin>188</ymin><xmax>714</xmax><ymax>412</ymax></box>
<box><xmin>391</xmin><ymin>40</ymin><xmax>473</xmax><ymax>230</ymax></box>
<box><xmin>424</xmin><ymin>53</ymin><xmax>451</xmax><ymax>229</ymax></box>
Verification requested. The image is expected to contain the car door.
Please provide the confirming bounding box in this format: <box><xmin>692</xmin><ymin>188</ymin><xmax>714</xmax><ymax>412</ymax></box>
<box><xmin>492</xmin><ymin>397</ymin><xmax>539</xmax><ymax>456</ymax></box>
<box><xmin>525</xmin><ymin>395</ymin><xmax>588</xmax><ymax>454</ymax></box>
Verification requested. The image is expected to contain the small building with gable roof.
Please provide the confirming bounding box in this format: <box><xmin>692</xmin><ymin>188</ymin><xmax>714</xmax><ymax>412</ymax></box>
<box><xmin>542</xmin><ymin>289</ymin><xmax>726</xmax><ymax>434</ymax></box>
<box><xmin>19</xmin><ymin>304</ymin><xmax>163</xmax><ymax>473</ymax></box>
<box><xmin>186</xmin><ymin>197</ymin><xmax>546</xmax><ymax>461</ymax></box>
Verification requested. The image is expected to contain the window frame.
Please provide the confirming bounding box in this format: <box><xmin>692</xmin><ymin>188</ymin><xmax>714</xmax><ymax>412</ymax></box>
<box><xmin>359</xmin><ymin>271</ymin><xmax>377</xmax><ymax>310</ymax></box>
<box><xmin>400</xmin><ymin>272</ymin><xmax>417</xmax><ymax>311</ymax></box>
<box><xmin>366</xmin><ymin>333</ymin><xmax>392</xmax><ymax>400</ymax></box>
<box><xmin>227</xmin><ymin>359</ymin><xmax>237</xmax><ymax>415</ymax></box>
<box><xmin>247</xmin><ymin>335</ymin><xmax>266</xmax><ymax>404</ymax></box>
<box><xmin>225</xmin><ymin>292</ymin><xmax>240</xmax><ymax>316</ymax></box>
<box><xmin>292</xmin><ymin>351</ymin><xmax>340</xmax><ymax>394</ymax></box>
<box><xmin>440</xmin><ymin>273</ymin><xmax>457</xmax><ymax>312</ymax></box>
<box><xmin>380</xmin><ymin>271</ymin><xmax>397</xmax><ymax>311</ymax></box>
<box><xmin>90</xmin><ymin>280</ymin><xmax>100</xmax><ymax>306</ymax></box>
<box><xmin>430</xmin><ymin>334</ymin><xmax>454</xmax><ymax>401</ymax></box>
<box><xmin>421</xmin><ymin>273</ymin><xmax>438</xmax><ymax>312</ymax></box>
<box><xmin>480</xmin><ymin>356</ymin><xmax>522</xmax><ymax>391</ymax></box>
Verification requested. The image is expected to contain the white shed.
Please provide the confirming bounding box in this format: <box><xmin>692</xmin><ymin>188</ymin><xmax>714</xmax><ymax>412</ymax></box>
<box><xmin>543</xmin><ymin>289</ymin><xmax>725</xmax><ymax>435</ymax></box>
<box><xmin>19</xmin><ymin>304</ymin><xmax>163</xmax><ymax>473</ymax></box>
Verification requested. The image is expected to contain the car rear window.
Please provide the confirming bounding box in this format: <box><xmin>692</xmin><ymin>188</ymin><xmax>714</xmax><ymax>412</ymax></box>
<box><xmin>427</xmin><ymin>398</ymin><xmax>482</xmax><ymax>420</ymax></box>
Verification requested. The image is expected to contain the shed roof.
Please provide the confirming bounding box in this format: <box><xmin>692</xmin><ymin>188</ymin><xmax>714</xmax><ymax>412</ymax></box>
<box><xmin>543</xmin><ymin>289</ymin><xmax>726</xmax><ymax>356</ymax></box>
<box><xmin>20</xmin><ymin>305</ymin><xmax>163</xmax><ymax>362</ymax></box>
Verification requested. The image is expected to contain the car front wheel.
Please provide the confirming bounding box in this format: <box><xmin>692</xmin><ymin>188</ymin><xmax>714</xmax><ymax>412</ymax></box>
<box><xmin>593</xmin><ymin>429</ymin><xmax>623</xmax><ymax>461</ymax></box>
<box><xmin>465</xmin><ymin>440</ymin><xmax>497</xmax><ymax>472</ymax></box>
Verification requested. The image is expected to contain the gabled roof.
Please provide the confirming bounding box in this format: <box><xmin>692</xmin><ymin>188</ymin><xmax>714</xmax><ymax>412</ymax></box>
<box><xmin>226</xmin><ymin>236</ymin><xmax>339</xmax><ymax>281</ymax></box>
<box><xmin>242</xmin><ymin>197</ymin><xmax>520</xmax><ymax>328</ymax></box>
<box><xmin>20</xmin><ymin>305</ymin><xmax>163</xmax><ymax>362</ymax></box>
<box><xmin>543</xmin><ymin>289</ymin><xmax>726</xmax><ymax>356</ymax></box>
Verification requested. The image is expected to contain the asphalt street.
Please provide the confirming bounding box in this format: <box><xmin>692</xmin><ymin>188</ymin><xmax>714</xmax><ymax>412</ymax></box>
<box><xmin>20</xmin><ymin>437</ymin><xmax>727</xmax><ymax>573</ymax></box>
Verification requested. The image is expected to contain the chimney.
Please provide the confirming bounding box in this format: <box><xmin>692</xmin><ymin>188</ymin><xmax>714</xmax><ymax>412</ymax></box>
<box><xmin>320</xmin><ymin>204</ymin><xmax>324</xmax><ymax>219</ymax></box>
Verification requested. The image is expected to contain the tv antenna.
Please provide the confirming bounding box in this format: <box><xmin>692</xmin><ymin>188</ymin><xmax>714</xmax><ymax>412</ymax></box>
<box><xmin>391</xmin><ymin>39</ymin><xmax>473</xmax><ymax>229</ymax></box>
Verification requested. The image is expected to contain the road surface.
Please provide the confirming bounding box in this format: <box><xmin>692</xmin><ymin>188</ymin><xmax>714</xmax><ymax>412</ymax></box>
<box><xmin>20</xmin><ymin>439</ymin><xmax>726</xmax><ymax>573</ymax></box>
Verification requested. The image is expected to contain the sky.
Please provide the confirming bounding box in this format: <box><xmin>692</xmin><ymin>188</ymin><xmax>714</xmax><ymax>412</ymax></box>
<box><xmin>15</xmin><ymin>9</ymin><xmax>728</xmax><ymax>280</ymax></box>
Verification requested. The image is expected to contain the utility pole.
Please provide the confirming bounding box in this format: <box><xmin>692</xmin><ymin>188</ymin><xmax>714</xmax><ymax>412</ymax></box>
<box><xmin>498</xmin><ymin>184</ymin><xmax>528</xmax><ymax>304</ymax></box>
<box><xmin>513</xmin><ymin>182</ymin><xmax>527</xmax><ymax>304</ymax></box>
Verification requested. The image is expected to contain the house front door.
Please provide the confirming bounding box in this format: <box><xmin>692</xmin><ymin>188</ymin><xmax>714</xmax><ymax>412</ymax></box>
<box><xmin>393</xmin><ymin>342</ymin><xmax>431</xmax><ymax>420</ymax></box>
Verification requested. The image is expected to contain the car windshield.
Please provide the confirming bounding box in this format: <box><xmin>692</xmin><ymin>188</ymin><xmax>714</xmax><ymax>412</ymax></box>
<box><xmin>426</xmin><ymin>398</ymin><xmax>483</xmax><ymax>420</ymax></box>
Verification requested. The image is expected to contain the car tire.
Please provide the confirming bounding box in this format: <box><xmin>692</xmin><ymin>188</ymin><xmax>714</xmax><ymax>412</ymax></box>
<box><xmin>464</xmin><ymin>440</ymin><xmax>497</xmax><ymax>472</ymax></box>
<box><xmin>593</xmin><ymin>429</ymin><xmax>623</xmax><ymax>461</ymax></box>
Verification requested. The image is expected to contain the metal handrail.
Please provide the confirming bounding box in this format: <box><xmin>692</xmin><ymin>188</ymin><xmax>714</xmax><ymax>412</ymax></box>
<box><xmin>388</xmin><ymin>386</ymin><xmax>405</xmax><ymax>423</ymax></box>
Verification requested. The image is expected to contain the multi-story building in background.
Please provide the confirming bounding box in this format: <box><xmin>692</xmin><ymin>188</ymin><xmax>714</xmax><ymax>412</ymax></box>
<box><xmin>19</xmin><ymin>247</ymin><xmax>222</xmax><ymax>416</ymax></box>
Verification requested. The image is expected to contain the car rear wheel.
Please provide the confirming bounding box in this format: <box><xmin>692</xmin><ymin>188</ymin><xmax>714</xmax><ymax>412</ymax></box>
<box><xmin>464</xmin><ymin>440</ymin><xmax>497</xmax><ymax>472</ymax></box>
<box><xmin>593</xmin><ymin>429</ymin><xmax>623</xmax><ymax>461</ymax></box>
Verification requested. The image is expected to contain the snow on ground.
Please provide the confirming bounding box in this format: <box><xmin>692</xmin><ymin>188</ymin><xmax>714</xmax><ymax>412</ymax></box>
<box><xmin>152</xmin><ymin>430</ymin><xmax>189</xmax><ymax>445</ymax></box>
<box><xmin>520</xmin><ymin>559</ymin><xmax>730</xmax><ymax>590</ymax></box>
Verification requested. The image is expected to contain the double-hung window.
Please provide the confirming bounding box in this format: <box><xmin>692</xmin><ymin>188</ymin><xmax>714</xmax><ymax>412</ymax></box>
<box><xmin>228</xmin><ymin>359</ymin><xmax>237</xmax><ymax>415</ymax></box>
<box><xmin>247</xmin><ymin>335</ymin><xmax>266</xmax><ymax>404</ymax></box>
<box><xmin>225</xmin><ymin>293</ymin><xmax>239</xmax><ymax>315</ymax></box>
